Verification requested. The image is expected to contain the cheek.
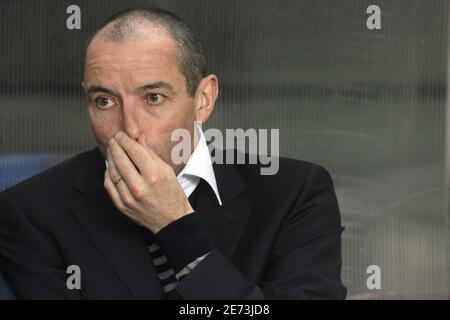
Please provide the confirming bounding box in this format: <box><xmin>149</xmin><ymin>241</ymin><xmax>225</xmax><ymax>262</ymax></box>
<box><xmin>142</xmin><ymin>119</ymin><xmax>195</xmax><ymax>167</ymax></box>
<box><xmin>88</xmin><ymin>107</ymin><xmax>118</xmax><ymax>144</ymax></box>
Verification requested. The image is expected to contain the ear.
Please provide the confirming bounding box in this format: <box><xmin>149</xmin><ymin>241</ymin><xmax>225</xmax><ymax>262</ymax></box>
<box><xmin>194</xmin><ymin>74</ymin><xmax>219</xmax><ymax>122</ymax></box>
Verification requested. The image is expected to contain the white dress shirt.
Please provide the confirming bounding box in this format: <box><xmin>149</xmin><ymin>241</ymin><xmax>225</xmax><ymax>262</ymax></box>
<box><xmin>176</xmin><ymin>122</ymin><xmax>222</xmax><ymax>206</ymax></box>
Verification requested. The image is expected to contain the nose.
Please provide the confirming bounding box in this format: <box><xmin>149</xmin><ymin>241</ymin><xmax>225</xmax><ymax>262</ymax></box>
<box><xmin>121</xmin><ymin>101</ymin><xmax>141</xmax><ymax>140</ymax></box>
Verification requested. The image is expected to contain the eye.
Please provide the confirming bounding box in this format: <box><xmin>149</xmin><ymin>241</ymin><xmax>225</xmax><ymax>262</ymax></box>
<box><xmin>146</xmin><ymin>93</ymin><xmax>166</xmax><ymax>106</ymax></box>
<box><xmin>94</xmin><ymin>97</ymin><xmax>115</xmax><ymax>109</ymax></box>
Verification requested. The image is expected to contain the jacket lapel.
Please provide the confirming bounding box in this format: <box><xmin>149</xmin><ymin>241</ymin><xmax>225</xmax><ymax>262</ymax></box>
<box><xmin>196</xmin><ymin>162</ymin><xmax>254</xmax><ymax>259</ymax></box>
<box><xmin>68</xmin><ymin>148</ymin><xmax>164</xmax><ymax>299</ymax></box>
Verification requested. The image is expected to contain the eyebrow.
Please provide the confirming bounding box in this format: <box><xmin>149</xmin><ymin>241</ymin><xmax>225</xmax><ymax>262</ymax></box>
<box><xmin>135</xmin><ymin>81</ymin><xmax>176</xmax><ymax>95</ymax></box>
<box><xmin>85</xmin><ymin>85</ymin><xmax>119</xmax><ymax>97</ymax></box>
<box><xmin>85</xmin><ymin>82</ymin><xmax>176</xmax><ymax>97</ymax></box>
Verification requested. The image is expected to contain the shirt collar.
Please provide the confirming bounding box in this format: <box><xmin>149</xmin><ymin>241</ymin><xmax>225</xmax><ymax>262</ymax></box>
<box><xmin>176</xmin><ymin>123</ymin><xmax>222</xmax><ymax>206</ymax></box>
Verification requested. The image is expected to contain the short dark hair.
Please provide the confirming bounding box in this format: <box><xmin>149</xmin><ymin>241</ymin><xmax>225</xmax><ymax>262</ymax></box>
<box><xmin>83</xmin><ymin>7</ymin><xmax>206</xmax><ymax>97</ymax></box>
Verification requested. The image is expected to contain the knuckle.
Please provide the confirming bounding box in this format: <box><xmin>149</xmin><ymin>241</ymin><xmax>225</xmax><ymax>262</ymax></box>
<box><xmin>131</xmin><ymin>184</ymin><xmax>146</xmax><ymax>200</ymax></box>
<box><xmin>116</xmin><ymin>202</ymin><xmax>125</xmax><ymax>211</ymax></box>
<box><xmin>113</xmin><ymin>198</ymin><xmax>125</xmax><ymax>211</ymax></box>
<box><xmin>122</xmin><ymin>193</ymin><xmax>135</xmax><ymax>207</ymax></box>
<box><xmin>149</xmin><ymin>174</ymin><xmax>163</xmax><ymax>186</ymax></box>
<box><xmin>119</xmin><ymin>204</ymin><xmax>130</xmax><ymax>213</ymax></box>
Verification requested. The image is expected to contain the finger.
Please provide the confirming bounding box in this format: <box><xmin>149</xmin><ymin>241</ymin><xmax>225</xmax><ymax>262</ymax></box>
<box><xmin>109</xmin><ymin>137</ymin><xmax>144</xmax><ymax>188</ymax></box>
<box><xmin>106</xmin><ymin>147</ymin><xmax>122</xmax><ymax>183</ymax></box>
<box><xmin>104</xmin><ymin>168</ymin><xmax>137</xmax><ymax>212</ymax></box>
<box><xmin>114</xmin><ymin>132</ymin><xmax>156</xmax><ymax>172</ymax></box>
<box><xmin>104</xmin><ymin>169</ymin><xmax>125</xmax><ymax>210</ymax></box>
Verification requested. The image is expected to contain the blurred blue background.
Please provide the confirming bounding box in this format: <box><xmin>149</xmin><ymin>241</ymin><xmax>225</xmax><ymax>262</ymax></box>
<box><xmin>0</xmin><ymin>153</ymin><xmax>62</xmax><ymax>191</ymax></box>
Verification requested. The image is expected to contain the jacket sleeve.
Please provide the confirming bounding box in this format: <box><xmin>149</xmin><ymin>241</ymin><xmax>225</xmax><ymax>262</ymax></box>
<box><xmin>158</xmin><ymin>165</ymin><xmax>347</xmax><ymax>300</ymax></box>
<box><xmin>0</xmin><ymin>190</ymin><xmax>81</xmax><ymax>299</ymax></box>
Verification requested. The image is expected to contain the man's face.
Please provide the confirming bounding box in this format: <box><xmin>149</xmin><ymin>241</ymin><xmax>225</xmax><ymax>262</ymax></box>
<box><xmin>83</xmin><ymin>28</ymin><xmax>196</xmax><ymax>173</ymax></box>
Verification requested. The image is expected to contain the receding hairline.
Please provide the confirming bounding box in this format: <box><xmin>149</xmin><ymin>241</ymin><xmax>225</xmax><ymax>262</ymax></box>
<box><xmin>85</xmin><ymin>16</ymin><xmax>173</xmax><ymax>56</ymax></box>
<box><xmin>82</xmin><ymin>8</ymin><xmax>207</xmax><ymax>96</ymax></box>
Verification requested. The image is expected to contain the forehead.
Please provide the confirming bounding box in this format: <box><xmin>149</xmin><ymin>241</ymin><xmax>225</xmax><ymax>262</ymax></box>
<box><xmin>84</xmin><ymin>27</ymin><xmax>181</xmax><ymax>84</ymax></box>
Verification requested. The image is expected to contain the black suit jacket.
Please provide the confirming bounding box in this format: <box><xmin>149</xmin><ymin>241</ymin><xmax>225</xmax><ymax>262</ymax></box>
<box><xmin>0</xmin><ymin>148</ymin><xmax>346</xmax><ymax>299</ymax></box>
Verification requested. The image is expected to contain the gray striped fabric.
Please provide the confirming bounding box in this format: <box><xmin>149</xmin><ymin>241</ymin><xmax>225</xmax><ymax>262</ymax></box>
<box><xmin>148</xmin><ymin>242</ymin><xmax>179</xmax><ymax>293</ymax></box>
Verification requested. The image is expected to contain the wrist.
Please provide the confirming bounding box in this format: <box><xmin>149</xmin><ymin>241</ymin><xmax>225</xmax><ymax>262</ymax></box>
<box><xmin>149</xmin><ymin>205</ymin><xmax>194</xmax><ymax>233</ymax></box>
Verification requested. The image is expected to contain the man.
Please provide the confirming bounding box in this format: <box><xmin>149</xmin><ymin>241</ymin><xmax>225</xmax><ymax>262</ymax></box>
<box><xmin>0</xmin><ymin>7</ymin><xmax>346</xmax><ymax>299</ymax></box>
